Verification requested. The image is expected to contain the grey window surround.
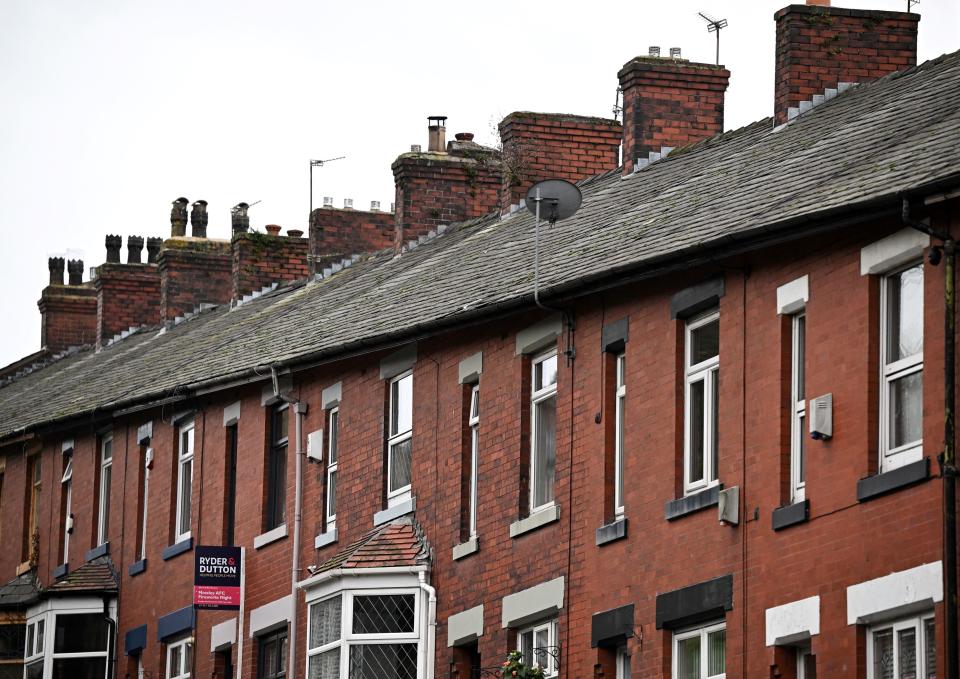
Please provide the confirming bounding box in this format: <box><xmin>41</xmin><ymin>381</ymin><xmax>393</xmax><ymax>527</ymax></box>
<box><xmin>157</xmin><ymin>605</ymin><xmax>195</xmax><ymax>641</ymax></box>
<box><xmin>128</xmin><ymin>559</ymin><xmax>147</xmax><ymax>576</ymax></box>
<box><xmin>515</xmin><ymin>315</ymin><xmax>562</xmax><ymax>355</ymax></box>
<box><xmin>501</xmin><ymin>576</ymin><xmax>565</xmax><ymax>628</ymax></box>
<box><xmin>223</xmin><ymin>401</ymin><xmax>241</xmax><ymax>427</ymax></box>
<box><xmin>254</xmin><ymin>523</ymin><xmax>288</xmax><ymax>550</ymax></box>
<box><xmin>136</xmin><ymin>422</ymin><xmax>153</xmax><ymax>446</ymax></box>
<box><xmin>591</xmin><ymin>603</ymin><xmax>635</xmax><ymax>648</ymax></box>
<box><xmin>374</xmin><ymin>496</ymin><xmax>416</xmax><ymax>526</ymax></box>
<box><xmin>596</xmin><ymin>517</ymin><xmax>628</xmax><ymax>546</ymax></box>
<box><xmin>772</xmin><ymin>499</ymin><xmax>809</xmax><ymax>531</ymax></box>
<box><xmin>857</xmin><ymin>458</ymin><xmax>930</xmax><ymax>502</ymax></box>
<box><xmin>85</xmin><ymin>542</ymin><xmax>109</xmax><ymax>563</ymax></box>
<box><xmin>162</xmin><ymin>537</ymin><xmax>193</xmax><ymax>561</ymax></box>
<box><xmin>601</xmin><ymin>317</ymin><xmax>629</xmax><ymax>353</ymax></box>
<box><xmin>125</xmin><ymin>624</ymin><xmax>148</xmax><ymax>656</ymax></box>
<box><xmin>452</xmin><ymin>536</ymin><xmax>479</xmax><ymax>560</ymax></box>
<box><xmin>655</xmin><ymin>574</ymin><xmax>733</xmax><ymax>630</ymax></box>
<box><xmin>510</xmin><ymin>504</ymin><xmax>561</xmax><ymax>538</ymax></box>
<box><xmin>670</xmin><ymin>277</ymin><xmax>725</xmax><ymax>320</ymax></box>
<box><xmin>314</xmin><ymin>528</ymin><xmax>338</xmax><ymax>550</ymax></box>
<box><xmin>322</xmin><ymin>382</ymin><xmax>342</xmax><ymax>409</ymax></box>
<box><xmin>448</xmin><ymin>604</ymin><xmax>484</xmax><ymax>647</ymax></box>
<box><xmin>458</xmin><ymin>352</ymin><xmax>483</xmax><ymax>384</ymax></box>
<box><xmin>380</xmin><ymin>344</ymin><xmax>418</xmax><ymax>380</ymax></box>
<box><xmin>665</xmin><ymin>484</ymin><xmax>723</xmax><ymax>520</ymax></box>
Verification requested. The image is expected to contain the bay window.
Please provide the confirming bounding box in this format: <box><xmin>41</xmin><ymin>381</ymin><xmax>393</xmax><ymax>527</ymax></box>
<box><xmin>684</xmin><ymin>312</ymin><xmax>720</xmax><ymax>495</ymax></box>
<box><xmin>175</xmin><ymin>420</ymin><xmax>194</xmax><ymax>543</ymax></box>
<box><xmin>387</xmin><ymin>372</ymin><xmax>413</xmax><ymax>506</ymax></box>
<box><xmin>531</xmin><ymin>350</ymin><xmax>558</xmax><ymax>512</ymax></box>
<box><xmin>24</xmin><ymin>605</ymin><xmax>114</xmax><ymax>679</ymax></box>
<box><xmin>673</xmin><ymin>622</ymin><xmax>725</xmax><ymax>679</ymax></box>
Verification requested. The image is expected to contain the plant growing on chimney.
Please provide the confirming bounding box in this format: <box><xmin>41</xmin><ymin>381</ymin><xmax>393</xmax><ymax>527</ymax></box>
<box><xmin>500</xmin><ymin>651</ymin><xmax>545</xmax><ymax>679</ymax></box>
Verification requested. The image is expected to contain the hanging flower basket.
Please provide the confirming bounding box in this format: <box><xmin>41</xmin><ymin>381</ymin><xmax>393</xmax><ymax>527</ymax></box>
<box><xmin>500</xmin><ymin>650</ymin><xmax>546</xmax><ymax>679</ymax></box>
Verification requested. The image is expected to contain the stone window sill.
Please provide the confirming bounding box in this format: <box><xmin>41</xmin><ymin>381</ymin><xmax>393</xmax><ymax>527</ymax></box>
<box><xmin>596</xmin><ymin>517</ymin><xmax>628</xmax><ymax>546</ymax></box>
<box><xmin>314</xmin><ymin>528</ymin><xmax>337</xmax><ymax>550</ymax></box>
<box><xmin>772</xmin><ymin>499</ymin><xmax>809</xmax><ymax>531</ymax></box>
<box><xmin>452</xmin><ymin>536</ymin><xmax>479</xmax><ymax>560</ymax></box>
<box><xmin>510</xmin><ymin>505</ymin><xmax>561</xmax><ymax>538</ymax></box>
<box><xmin>162</xmin><ymin>537</ymin><xmax>193</xmax><ymax>561</ymax></box>
<box><xmin>665</xmin><ymin>485</ymin><xmax>722</xmax><ymax>521</ymax></box>
<box><xmin>254</xmin><ymin>524</ymin><xmax>288</xmax><ymax>550</ymax></box>
<box><xmin>857</xmin><ymin>458</ymin><xmax>929</xmax><ymax>502</ymax></box>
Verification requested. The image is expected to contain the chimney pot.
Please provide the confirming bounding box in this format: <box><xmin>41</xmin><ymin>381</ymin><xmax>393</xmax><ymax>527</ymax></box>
<box><xmin>649</xmin><ymin>46</ymin><xmax>660</xmax><ymax>57</ymax></box>
<box><xmin>343</xmin><ymin>198</ymin><xmax>353</xmax><ymax>209</ymax></box>
<box><xmin>67</xmin><ymin>259</ymin><xmax>84</xmax><ymax>285</ymax></box>
<box><xmin>669</xmin><ymin>47</ymin><xmax>682</xmax><ymax>58</ymax></box>
<box><xmin>411</xmin><ymin>144</ymin><xmax>422</xmax><ymax>153</ymax></box>
<box><xmin>146</xmin><ymin>237</ymin><xmax>162</xmax><ymax>264</ymax></box>
<box><xmin>322</xmin><ymin>196</ymin><xmax>334</xmax><ymax>208</ymax></box>
<box><xmin>427</xmin><ymin>116</ymin><xmax>447</xmax><ymax>153</ymax></box>
<box><xmin>287</xmin><ymin>229</ymin><xmax>304</xmax><ymax>238</ymax></box>
<box><xmin>455</xmin><ymin>132</ymin><xmax>475</xmax><ymax>142</ymax></box>
<box><xmin>126</xmin><ymin>235</ymin><xmax>144</xmax><ymax>264</ymax></box>
<box><xmin>190</xmin><ymin>200</ymin><xmax>209</xmax><ymax>238</ymax></box>
<box><xmin>370</xmin><ymin>201</ymin><xmax>381</xmax><ymax>211</ymax></box>
<box><xmin>390</xmin><ymin>202</ymin><xmax>396</xmax><ymax>213</ymax></box>
<box><xmin>48</xmin><ymin>257</ymin><xmax>65</xmax><ymax>286</ymax></box>
<box><xmin>231</xmin><ymin>202</ymin><xmax>250</xmax><ymax>235</ymax></box>
<box><xmin>806</xmin><ymin>0</ymin><xmax>830</xmax><ymax>5</ymax></box>
<box><xmin>171</xmin><ymin>197</ymin><xmax>189</xmax><ymax>237</ymax></box>
<box><xmin>105</xmin><ymin>235</ymin><xmax>122</xmax><ymax>263</ymax></box>
<box><xmin>265</xmin><ymin>224</ymin><xmax>282</xmax><ymax>236</ymax></box>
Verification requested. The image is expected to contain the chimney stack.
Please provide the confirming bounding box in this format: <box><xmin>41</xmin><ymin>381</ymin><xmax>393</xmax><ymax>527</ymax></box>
<box><xmin>427</xmin><ymin>116</ymin><xmax>447</xmax><ymax>153</ymax></box>
<box><xmin>231</xmin><ymin>203</ymin><xmax>250</xmax><ymax>235</ymax></box>
<box><xmin>190</xmin><ymin>200</ymin><xmax>209</xmax><ymax>238</ymax></box>
<box><xmin>618</xmin><ymin>54</ymin><xmax>730</xmax><ymax>174</ymax></box>
<box><xmin>105</xmin><ymin>235</ymin><xmax>122</xmax><ymax>263</ymax></box>
<box><xmin>127</xmin><ymin>236</ymin><xmax>144</xmax><ymax>264</ymax></box>
<box><xmin>146</xmin><ymin>237</ymin><xmax>162</xmax><ymax>264</ymax></box>
<box><xmin>774</xmin><ymin>2</ymin><xmax>918</xmax><ymax>124</ymax></box>
<box><xmin>67</xmin><ymin>260</ymin><xmax>84</xmax><ymax>285</ymax></box>
<box><xmin>170</xmin><ymin>197</ymin><xmax>189</xmax><ymax>237</ymax></box>
<box><xmin>48</xmin><ymin>257</ymin><xmax>65</xmax><ymax>286</ymax></box>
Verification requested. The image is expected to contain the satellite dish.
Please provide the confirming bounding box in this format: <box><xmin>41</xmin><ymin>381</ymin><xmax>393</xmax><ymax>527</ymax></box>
<box><xmin>525</xmin><ymin>179</ymin><xmax>582</xmax><ymax>223</ymax></box>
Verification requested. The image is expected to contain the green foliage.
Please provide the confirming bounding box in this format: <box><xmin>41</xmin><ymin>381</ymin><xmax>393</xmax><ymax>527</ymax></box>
<box><xmin>500</xmin><ymin>651</ymin><xmax>546</xmax><ymax>679</ymax></box>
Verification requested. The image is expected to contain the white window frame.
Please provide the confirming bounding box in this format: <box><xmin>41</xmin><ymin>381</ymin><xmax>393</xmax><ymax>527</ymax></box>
<box><xmin>790</xmin><ymin>313</ymin><xmax>807</xmax><ymax>502</ymax></box>
<box><xmin>326</xmin><ymin>407</ymin><xmax>339</xmax><ymax>528</ymax></box>
<box><xmin>672</xmin><ymin>621</ymin><xmax>726</xmax><ymax>679</ymax></box>
<box><xmin>866</xmin><ymin>612</ymin><xmax>935</xmax><ymax>679</ymax></box>
<box><xmin>24</xmin><ymin>617</ymin><xmax>45</xmax><ymax>671</ymax></box>
<box><xmin>387</xmin><ymin>371</ymin><xmax>413</xmax><ymax>505</ymax></box>
<box><xmin>96</xmin><ymin>434</ymin><xmax>112</xmax><ymax>546</ymax></box>
<box><xmin>468</xmin><ymin>384</ymin><xmax>480</xmax><ymax>537</ymax></box>
<box><xmin>684</xmin><ymin>311</ymin><xmax>720</xmax><ymax>495</ymax></box>
<box><xmin>796</xmin><ymin>648</ymin><xmax>812</xmax><ymax>679</ymax></box>
<box><xmin>174</xmin><ymin>421</ymin><xmax>195</xmax><ymax>544</ymax></box>
<box><xmin>61</xmin><ymin>458</ymin><xmax>73</xmax><ymax>563</ymax></box>
<box><xmin>530</xmin><ymin>349</ymin><xmax>558</xmax><ymax>513</ymax></box>
<box><xmin>517</xmin><ymin>618</ymin><xmax>559</xmax><ymax>678</ymax></box>
<box><xmin>166</xmin><ymin>636</ymin><xmax>193</xmax><ymax>679</ymax></box>
<box><xmin>139</xmin><ymin>446</ymin><xmax>152</xmax><ymax>562</ymax></box>
<box><xmin>616</xmin><ymin>645</ymin><xmax>631</xmax><ymax>679</ymax></box>
<box><xmin>25</xmin><ymin>601</ymin><xmax>116</xmax><ymax>679</ymax></box>
<box><xmin>615</xmin><ymin>353</ymin><xmax>626</xmax><ymax>517</ymax></box>
<box><xmin>879</xmin><ymin>262</ymin><xmax>924</xmax><ymax>471</ymax></box>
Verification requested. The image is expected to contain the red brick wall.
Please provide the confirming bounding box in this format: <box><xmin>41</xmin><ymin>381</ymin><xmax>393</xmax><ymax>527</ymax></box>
<box><xmin>774</xmin><ymin>5</ymin><xmax>919</xmax><ymax>124</ymax></box>
<box><xmin>232</xmin><ymin>232</ymin><xmax>310</xmax><ymax>299</ymax></box>
<box><xmin>617</xmin><ymin>57</ymin><xmax>730</xmax><ymax>174</ymax></box>
<box><xmin>497</xmin><ymin>113</ymin><xmax>622</xmax><ymax>213</ymax></box>
<box><xmin>95</xmin><ymin>263</ymin><xmax>161</xmax><ymax>349</ymax></box>
<box><xmin>309</xmin><ymin>206</ymin><xmax>395</xmax><ymax>271</ymax></box>
<box><xmin>158</xmin><ymin>238</ymin><xmax>233</xmax><ymax>322</ymax></box>
<box><xmin>37</xmin><ymin>284</ymin><xmax>98</xmax><ymax>352</ymax></box>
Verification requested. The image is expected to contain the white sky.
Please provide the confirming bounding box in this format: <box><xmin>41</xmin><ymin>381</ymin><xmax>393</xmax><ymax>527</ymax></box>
<box><xmin>1</xmin><ymin>0</ymin><xmax>957</xmax><ymax>366</ymax></box>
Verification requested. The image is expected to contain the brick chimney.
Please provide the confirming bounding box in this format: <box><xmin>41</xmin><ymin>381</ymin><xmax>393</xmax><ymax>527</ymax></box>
<box><xmin>191</xmin><ymin>200</ymin><xmax>209</xmax><ymax>238</ymax></box>
<box><xmin>232</xmin><ymin>203</ymin><xmax>250</xmax><ymax>235</ymax></box>
<box><xmin>618</xmin><ymin>54</ymin><xmax>730</xmax><ymax>174</ymax></box>
<box><xmin>232</xmin><ymin>230</ymin><xmax>310</xmax><ymax>299</ymax></box>
<box><xmin>95</xmin><ymin>236</ymin><xmax>161</xmax><ymax>348</ymax></box>
<box><xmin>774</xmin><ymin>1</ymin><xmax>918</xmax><ymax>124</ymax></box>
<box><xmin>392</xmin><ymin>117</ymin><xmax>501</xmax><ymax>253</ymax></box>
<box><xmin>309</xmin><ymin>202</ymin><xmax>395</xmax><ymax>273</ymax></box>
<box><xmin>498</xmin><ymin>112</ymin><xmax>622</xmax><ymax>213</ymax></box>
<box><xmin>37</xmin><ymin>258</ymin><xmax>97</xmax><ymax>352</ymax></box>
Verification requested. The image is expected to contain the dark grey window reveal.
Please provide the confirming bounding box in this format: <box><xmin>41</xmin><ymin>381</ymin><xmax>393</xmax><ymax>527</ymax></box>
<box><xmin>257</xmin><ymin>628</ymin><xmax>288</xmax><ymax>679</ymax></box>
<box><xmin>266</xmin><ymin>404</ymin><xmax>289</xmax><ymax>531</ymax></box>
<box><xmin>226</xmin><ymin>424</ymin><xmax>238</xmax><ymax>546</ymax></box>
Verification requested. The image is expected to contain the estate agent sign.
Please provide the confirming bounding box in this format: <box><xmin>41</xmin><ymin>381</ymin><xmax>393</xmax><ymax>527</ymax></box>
<box><xmin>194</xmin><ymin>545</ymin><xmax>242</xmax><ymax>610</ymax></box>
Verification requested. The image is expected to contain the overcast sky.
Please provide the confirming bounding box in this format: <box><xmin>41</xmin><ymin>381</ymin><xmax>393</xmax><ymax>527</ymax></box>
<box><xmin>1</xmin><ymin>0</ymin><xmax>957</xmax><ymax>366</ymax></box>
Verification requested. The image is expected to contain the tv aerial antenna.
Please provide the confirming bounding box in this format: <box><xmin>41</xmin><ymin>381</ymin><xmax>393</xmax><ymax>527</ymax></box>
<box><xmin>907</xmin><ymin>0</ymin><xmax>918</xmax><ymax>12</ymax></box>
<box><xmin>309</xmin><ymin>156</ymin><xmax>346</xmax><ymax>223</ymax></box>
<box><xmin>524</xmin><ymin>179</ymin><xmax>582</xmax><ymax>313</ymax></box>
<box><xmin>698</xmin><ymin>12</ymin><xmax>728</xmax><ymax>65</ymax></box>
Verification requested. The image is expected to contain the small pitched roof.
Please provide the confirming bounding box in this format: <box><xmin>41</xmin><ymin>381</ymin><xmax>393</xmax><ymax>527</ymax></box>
<box><xmin>314</xmin><ymin>522</ymin><xmax>429</xmax><ymax>575</ymax></box>
<box><xmin>46</xmin><ymin>557</ymin><xmax>118</xmax><ymax>596</ymax></box>
<box><xmin>0</xmin><ymin>570</ymin><xmax>41</xmax><ymax>609</ymax></box>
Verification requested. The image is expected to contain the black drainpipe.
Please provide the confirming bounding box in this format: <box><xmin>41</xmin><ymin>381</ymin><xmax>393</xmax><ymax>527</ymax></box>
<box><xmin>902</xmin><ymin>197</ymin><xmax>957</xmax><ymax>678</ymax></box>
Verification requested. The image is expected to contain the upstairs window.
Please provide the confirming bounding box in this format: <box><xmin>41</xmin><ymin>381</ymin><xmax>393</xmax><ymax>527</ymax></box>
<box><xmin>790</xmin><ymin>314</ymin><xmax>807</xmax><ymax>502</ymax></box>
<box><xmin>60</xmin><ymin>457</ymin><xmax>73</xmax><ymax>564</ymax></box>
<box><xmin>97</xmin><ymin>434</ymin><xmax>112</xmax><ymax>546</ymax></box>
<box><xmin>615</xmin><ymin>353</ymin><xmax>626</xmax><ymax>517</ymax></box>
<box><xmin>266</xmin><ymin>404</ymin><xmax>289</xmax><ymax>530</ymax></box>
<box><xmin>467</xmin><ymin>384</ymin><xmax>480</xmax><ymax>537</ymax></box>
<box><xmin>175</xmin><ymin>421</ymin><xmax>194</xmax><ymax>543</ymax></box>
<box><xmin>684</xmin><ymin>311</ymin><xmax>720</xmax><ymax>495</ymax></box>
<box><xmin>880</xmin><ymin>263</ymin><xmax>924</xmax><ymax>471</ymax></box>
<box><xmin>138</xmin><ymin>443</ymin><xmax>152</xmax><ymax>560</ymax></box>
<box><xmin>388</xmin><ymin>372</ymin><xmax>413</xmax><ymax>505</ymax></box>
<box><xmin>23</xmin><ymin>455</ymin><xmax>41</xmax><ymax>562</ymax></box>
<box><xmin>531</xmin><ymin>350</ymin><xmax>558</xmax><ymax>512</ymax></box>
<box><xmin>326</xmin><ymin>407</ymin><xmax>339</xmax><ymax>529</ymax></box>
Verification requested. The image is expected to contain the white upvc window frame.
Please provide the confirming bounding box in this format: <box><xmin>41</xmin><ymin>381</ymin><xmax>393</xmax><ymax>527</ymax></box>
<box><xmin>866</xmin><ymin>612</ymin><xmax>935</xmax><ymax>679</ymax></box>
<box><xmin>25</xmin><ymin>599</ymin><xmax>117</xmax><ymax>679</ymax></box>
<box><xmin>326</xmin><ymin>407</ymin><xmax>339</xmax><ymax>528</ymax></box>
<box><xmin>139</xmin><ymin>446</ymin><xmax>152</xmax><ymax>562</ymax></box>
<box><xmin>790</xmin><ymin>313</ymin><xmax>807</xmax><ymax>502</ymax></box>
<box><xmin>96</xmin><ymin>434</ymin><xmax>113</xmax><ymax>546</ymax></box>
<box><xmin>614</xmin><ymin>353</ymin><xmax>626</xmax><ymax>517</ymax></box>
<box><xmin>166</xmin><ymin>636</ymin><xmax>193</xmax><ymax>679</ymax></box>
<box><xmin>61</xmin><ymin>458</ymin><xmax>73</xmax><ymax>563</ymax></box>
<box><xmin>387</xmin><ymin>371</ymin><xmax>414</xmax><ymax>506</ymax></box>
<box><xmin>174</xmin><ymin>420</ymin><xmax>195</xmax><ymax>544</ymax></box>
<box><xmin>672</xmin><ymin>621</ymin><xmax>726</xmax><ymax>679</ymax></box>
<box><xmin>796</xmin><ymin>648</ymin><xmax>813</xmax><ymax>679</ymax></box>
<box><xmin>24</xmin><ymin>617</ymin><xmax>45</xmax><ymax>674</ymax></box>
<box><xmin>530</xmin><ymin>349</ymin><xmax>559</xmax><ymax>513</ymax></box>
<box><xmin>517</xmin><ymin>618</ymin><xmax>559</xmax><ymax>678</ymax></box>
<box><xmin>879</xmin><ymin>262</ymin><xmax>924</xmax><ymax>472</ymax></box>
<box><xmin>616</xmin><ymin>645</ymin><xmax>631</xmax><ymax>679</ymax></box>
<box><xmin>683</xmin><ymin>311</ymin><xmax>720</xmax><ymax>495</ymax></box>
<box><xmin>468</xmin><ymin>384</ymin><xmax>480</xmax><ymax>537</ymax></box>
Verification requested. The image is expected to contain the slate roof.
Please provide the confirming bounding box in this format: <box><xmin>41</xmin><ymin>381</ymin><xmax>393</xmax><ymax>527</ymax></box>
<box><xmin>0</xmin><ymin>571</ymin><xmax>41</xmax><ymax>609</ymax></box>
<box><xmin>1</xmin><ymin>50</ymin><xmax>960</xmax><ymax>441</ymax></box>
<box><xmin>312</xmin><ymin>522</ymin><xmax>428</xmax><ymax>574</ymax></box>
<box><xmin>45</xmin><ymin>557</ymin><xmax>118</xmax><ymax>596</ymax></box>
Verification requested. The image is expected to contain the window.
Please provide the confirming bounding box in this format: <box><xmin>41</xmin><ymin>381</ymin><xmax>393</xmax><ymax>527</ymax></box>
<box><xmin>24</xmin><ymin>619</ymin><xmax>43</xmax><ymax>679</ymax></box>
<box><xmin>467</xmin><ymin>385</ymin><xmax>480</xmax><ymax>537</ymax></box>
<box><xmin>684</xmin><ymin>312</ymin><xmax>720</xmax><ymax>495</ymax></box>
<box><xmin>387</xmin><ymin>372</ymin><xmax>413</xmax><ymax>505</ymax></box>
<box><xmin>797</xmin><ymin>648</ymin><xmax>816</xmax><ymax>679</ymax></box>
<box><xmin>517</xmin><ymin>619</ymin><xmax>559</xmax><ymax>678</ymax></box>
<box><xmin>60</xmin><ymin>457</ymin><xmax>73</xmax><ymax>564</ymax></box>
<box><xmin>616</xmin><ymin>646</ymin><xmax>631</xmax><ymax>679</ymax></box>
<box><xmin>867</xmin><ymin>613</ymin><xmax>935</xmax><ymax>679</ymax></box>
<box><xmin>266</xmin><ymin>404</ymin><xmax>288</xmax><ymax>530</ymax></box>
<box><xmin>530</xmin><ymin>350</ymin><xmax>558</xmax><ymax>512</ymax></box>
<box><xmin>97</xmin><ymin>434</ymin><xmax>112</xmax><ymax>546</ymax></box>
<box><xmin>326</xmin><ymin>408</ymin><xmax>339</xmax><ymax>529</ymax></box>
<box><xmin>615</xmin><ymin>353</ymin><xmax>626</xmax><ymax>517</ymax></box>
<box><xmin>175</xmin><ymin>421</ymin><xmax>194</xmax><ymax>543</ymax></box>
<box><xmin>258</xmin><ymin>628</ymin><xmax>288</xmax><ymax>679</ymax></box>
<box><xmin>24</xmin><ymin>455</ymin><xmax>41</xmax><ymax>562</ymax></box>
<box><xmin>307</xmin><ymin>591</ymin><xmax>419</xmax><ymax>679</ymax></box>
<box><xmin>790</xmin><ymin>314</ymin><xmax>807</xmax><ymax>502</ymax></box>
<box><xmin>673</xmin><ymin>622</ymin><xmax>725</xmax><ymax>679</ymax></box>
<box><xmin>880</xmin><ymin>263</ymin><xmax>924</xmax><ymax>471</ymax></box>
<box><xmin>225</xmin><ymin>425</ymin><xmax>238</xmax><ymax>546</ymax></box>
<box><xmin>139</xmin><ymin>445</ymin><xmax>152</xmax><ymax>560</ymax></box>
<box><xmin>166</xmin><ymin>637</ymin><xmax>193</xmax><ymax>679</ymax></box>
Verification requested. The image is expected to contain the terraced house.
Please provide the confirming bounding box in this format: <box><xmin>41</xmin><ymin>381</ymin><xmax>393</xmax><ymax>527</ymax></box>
<box><xmin>1</xmin><ymin>2</ymin><xmax>959</xmax><ymax>678</ymax></box>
